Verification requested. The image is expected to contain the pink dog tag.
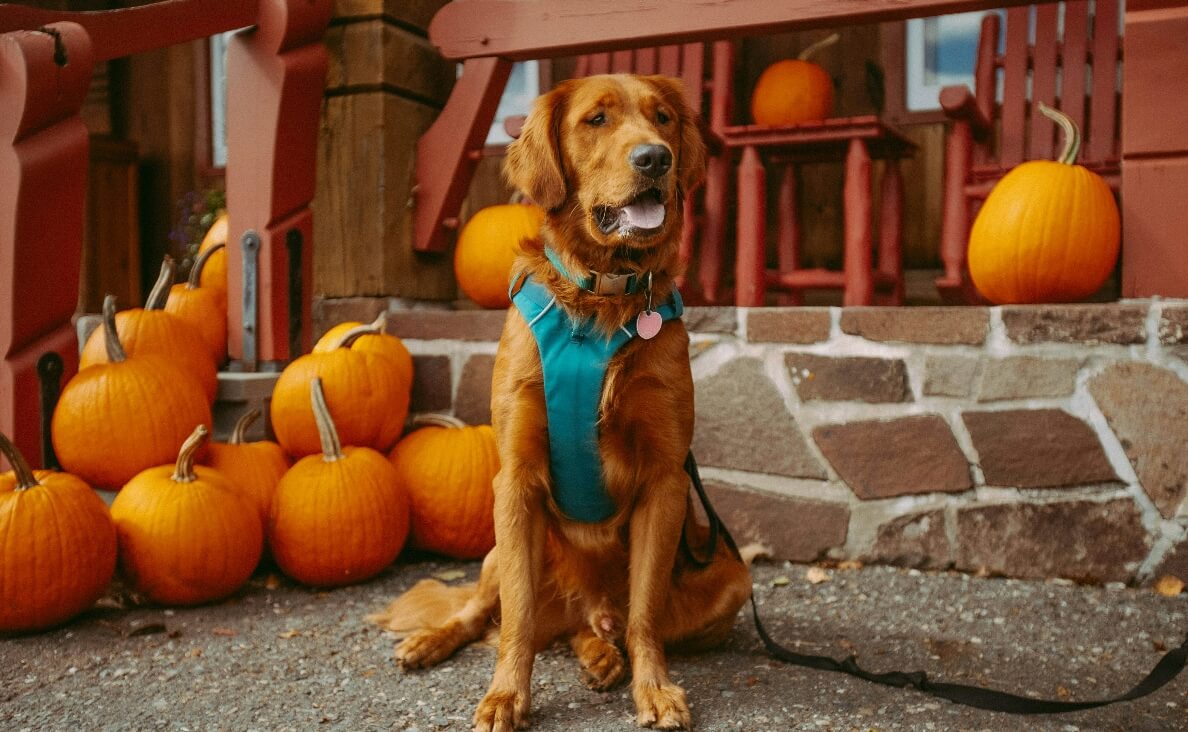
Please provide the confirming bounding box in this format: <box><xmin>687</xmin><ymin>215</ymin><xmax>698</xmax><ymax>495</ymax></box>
<box><xmin>636</xmin><ymin>310</ymin><xmax>662</xmax><ymax>340</ymax></box>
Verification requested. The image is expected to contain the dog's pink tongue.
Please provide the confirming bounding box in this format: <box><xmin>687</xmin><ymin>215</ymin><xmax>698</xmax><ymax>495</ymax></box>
<box><xmin>620</xmin><ymin>200</ymin><xmax>665</xmax><ymax>230</ymax></box>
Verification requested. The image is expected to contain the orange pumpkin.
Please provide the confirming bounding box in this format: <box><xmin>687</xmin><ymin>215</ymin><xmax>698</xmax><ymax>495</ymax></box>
<box><xmin>455</xmin><ymin>202</ymin><xmax>545</xmax><ymax>308</ymax></box>
<box><xmin>111</xmin><ymin>425</ymin><xmax>262</xmax><ymax>606</ymax></box>
<box><xmin>53</xmin><ymin>296</ymin><xmax>213</xmax><ymax>491</ymax></box>
<box><xmin>388</xmin><ymin>414</ymin><xmax>498</xmax><ymax>559</ymax></box>
<box><xmin>81</xmin><ymin>257</ymin><xmax>219</xmax><ymax>402</ymax></box>
<box><xmin>198</xmin><ymin>212</ymin><xmax>228</xmax><ymax>297</ymax></box>
<box><xmin>313</xmin><ymin>314</ymin><xmax>413</xmax><ymax>390</ymax></box>
<box><xmin>270</xmin><ymin>378</ymin><xmax>409</xmax><ymax>586</ymax></box>
<box><xmin>968</xmin><ymin>103</ymin><xmax>1121</xmax><ymax>304</ymax></box>
<box><xmin>750</xmin><ymin>33</ymin><xmax>838</xmax><ymax>126</ymax></box>
<box><xmin>165</xmin><ymin>242</ymin><xmax>228</xmax><ymax>364</ymax></box>
<box><xmin>203</xmin><ymin>408</ymin><xmax>290</xmax><ymax>527</ymax></box>
<box><xmin>0</xmin><ymin>432</ymin><xmax>117</xmax><ymax>632</ymax></box>
<box><xmin>271</xmin><ymin>321</ymin><xmax>412</xmax><ymax>457</ymax></box>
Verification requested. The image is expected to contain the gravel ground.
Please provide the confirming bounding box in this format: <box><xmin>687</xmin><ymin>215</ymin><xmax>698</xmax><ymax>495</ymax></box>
<box><xmin>2</xmin><ymin>556</ymin><xmax>1186</xmax><ymax>732</ymax></box>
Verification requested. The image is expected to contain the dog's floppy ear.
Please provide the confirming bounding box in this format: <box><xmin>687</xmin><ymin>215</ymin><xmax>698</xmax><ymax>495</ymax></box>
<box><xmin>504</xmin><ymin>83</ymin><xmax>569</xmax><ymax>211</ymax></box>
<box><xmin>646</xmin><ymin>76</ymin><xmax>707</xmax><ymax>197</ymax></box>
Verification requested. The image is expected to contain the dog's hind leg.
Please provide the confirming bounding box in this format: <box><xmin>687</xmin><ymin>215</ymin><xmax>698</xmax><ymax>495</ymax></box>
<box><xmin>395</xmin><ymin>548</ymin><xmax>502</xmax><ymax>669</ymax></box>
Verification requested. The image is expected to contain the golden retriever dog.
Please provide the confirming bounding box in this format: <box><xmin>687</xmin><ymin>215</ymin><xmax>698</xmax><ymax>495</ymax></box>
<box><xmin>381</xmin><ymin>74</ymin><xmax>752</xmax><ymax>731</ymax></box>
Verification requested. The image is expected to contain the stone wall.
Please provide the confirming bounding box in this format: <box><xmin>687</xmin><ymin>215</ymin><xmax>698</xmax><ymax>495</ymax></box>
<box><xmin>315</xmin><ymin>298</ymin><xmax>1188</xmax><ymax>586</ymax></box>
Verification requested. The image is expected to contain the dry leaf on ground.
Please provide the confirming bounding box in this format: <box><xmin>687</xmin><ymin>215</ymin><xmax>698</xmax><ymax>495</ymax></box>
<box><xmin>805</xmin><ymin>567</ymin><xmax>831</xmax><ymax>584</ymax></box>
<box><xmin>1154</xmin><ymin>575</ymin><xmax>1184</xmax><ymax>597</ymax></box>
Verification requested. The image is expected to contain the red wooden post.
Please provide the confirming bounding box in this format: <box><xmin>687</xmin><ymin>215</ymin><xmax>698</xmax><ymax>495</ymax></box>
<box><xmin>775</xmin><ymin>163</ymin><xmax>803</xmax><ymax>305</ymax></box>
<box><xmin>699</xmin><ymin>40</ymin><xmax>734</xmax><ymax>303</ymax></box>
<box><xmin>735</xmin><ymin>145</ymin><xmax>766</xmax><ymax>307</ymax></box>
<box><xmin>0</xmin><ymin>24</ymin><xmax>93</xmax><ymax>467</ymax></box>
<box><xmin>878</xmin><ymin>159</ymin><xmax>905</xmax><ymax>306</ymax></box>
<box><xmin>842</xmin><ymin>138</ymin><xmax>873</xmax><ymax>306</ymax></box>
<box><xmin>937</xmin><ymin>120</ymin><xmax>971</xmax><ymax>298</ymax></box>
<box><xmin>224</xmin><ymin>0</ymin><xmax>333</xmax><ymax>367</ymax></box>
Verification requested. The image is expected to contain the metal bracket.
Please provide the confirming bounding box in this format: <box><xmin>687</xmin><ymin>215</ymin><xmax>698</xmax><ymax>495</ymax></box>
<box><xmin>241</xmin><ymin>229</ymin><xmax>261</xmax><ymax>372</ymax></box>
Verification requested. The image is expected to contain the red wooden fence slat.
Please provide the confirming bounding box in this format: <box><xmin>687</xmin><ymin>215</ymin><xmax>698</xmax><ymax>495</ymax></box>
<box><xmin>1088</xmin><ymin>0</ymin><xmax>1120</xmax><ymax>162</ymax></box>
<box><xmin>999</xmin><ymin>6</ymin><xmax>1031</xmax><ymax>167</ymax></box>
<box><xmin>611</xmin><ymin>49</ymin><xmax>634</xmax><ymax>72</ymax></box>
<box><xmin>587</xmin><ymin>52</ymin><xmax>610</xmax><ymax>75</ymax></box>
<box><xmin>658</xmin><ymin>45</ymin><xmax>681</xmax><ymax>76</ymax></box>
<box><xmin>1060</xmin><ymin>0</ymin><xmax>1090</xmax><ymax>138</ymax></box>
<box><xmin>1029</xmin><ymin>3</ymin><xmax>1060</xmax><ymax>160</ymax></box>
<box><xmin>634</xmin><ymin>46</ymin><xmax>657</xmax><ymax>74</ymax></box>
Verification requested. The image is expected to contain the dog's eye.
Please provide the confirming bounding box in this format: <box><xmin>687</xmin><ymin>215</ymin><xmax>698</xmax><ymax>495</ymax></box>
<box><xmin>657</xmin><ymin>109</ymin><xmax>671</xmax><ymax>125</ymax></box>
<box><xmin>587</xmin><ymin>112</ymin><xmax>607</xmax><ymax>127</ymax></box>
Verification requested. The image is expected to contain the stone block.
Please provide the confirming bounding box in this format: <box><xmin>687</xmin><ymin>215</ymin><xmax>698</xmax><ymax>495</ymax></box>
<box><xmin>312</xmin><ymin>296</ymin><xmax>387</xmax><ymax>341</ymax></box>
<box><xmin>864</xmin><ymin>509</ymin><xmax>951</xmax><ymax>569</ymax></box>
<box><xmin>387</xmin><ymin>310</ymin><xmax>508</xmax><ymax>342</ymax></box>
<box><xmin>746</xmin><ymin>308</ymin><xmax>832</xmax><ymax>344</ymax></box>
<box><xmin>1001</xmin><ymin>304</ymin><xmax>1147</xmax><ymax>345</ymax></box>
<box><xmin>684</xmin><ymin>307</ymin><xmax>738</xmax><ymax>335</ymax></box>
<box><xmin>1088</xmin><ymin>362</ymin><xmax>1188</xmax><ymax>518</ymax></box>
<box><xmin>923</xmin><ymin>355</ymin><xmax>980</xmax><ymax>398</ymax></box>
<box><xmin>692</xmin><ymin>358</ymin><xmax>826</xmax><ymax>478</ymax></box>
<box><xmin>410</xmin><ymin>355</ymin><xmax>451</xmax><ymax>414</ymax></box>
<box><xmin>840</xmin><ymin>307</ymin><xmax>989</xmax><ymax>345</ymax></box>
<box><xmin>1153</xmin><ymin>538</ymin><xmax>1188</xmax><ymax>584</ymax></box>
<box><xmin>962</xmin><ymin>409</ymin><xmax>1118</xmax><ymax>489</ymax></box>
<box><xmin>455</xmin><ymin>354</ymin><xmax>495</xmax><ymax>426</ymax></box>
<box><xmin>955</xmin><ymin>499</ymin><xmax>1149</xmax><ymax>583</ymax></box>
<box><xmin>975</xmin><ymin>356</ymin><xmax>1079</xmax><ymax>402</ymax></box>
<box><xmin>784</xmin><ymin>353</ymin><xmax>911</xmax><ymax>403</ymax></box>
<box><xmin>704</xmin><ymin>481</ymin><xmax>849</xmax><ymax>562</ymax></box>
<box><xmin>1158</xmin><ymin>305</ymin><xmax>1188</xmax><ymax>345</ymax></box>
<box><xmin>812</xmin><ymin>415</ymin><xmax>972</xmax><ymax>499</ymax></box>
<box><xmin>213</xmin><ymin>372</ymin><xmax>280</xmax><ymax>442</ymax></box>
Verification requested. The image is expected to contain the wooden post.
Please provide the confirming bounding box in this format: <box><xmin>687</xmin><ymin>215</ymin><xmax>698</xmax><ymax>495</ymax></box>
<box><xmin>842</xmin><ymin>138</ymin><xmax>873</xmax><ymax>306</ymax></box>
<box><xmin>775</xmin><ymin>163</ymin><xmax>803</xmax><ymax>305</ymax></box>
<box><xmin>735</xmin><ymin>145</ymin><xmax>766</xmax><ymax>307</ymax></box>
<box><xmin>878</xmin><ymin>159</ymin><xmax>905</xmax><ymax>306</ymax></box>
<box><xmin>0</xmin><ymin>24</ymin><xmax>93</xmax><ymax>467</ymax></box>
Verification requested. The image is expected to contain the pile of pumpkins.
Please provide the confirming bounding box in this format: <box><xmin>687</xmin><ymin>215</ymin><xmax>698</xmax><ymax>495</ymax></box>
<box><xmin>0</xmin><ymin>217</ymin><xmax>500</xmax><ymax>634</ymax></box>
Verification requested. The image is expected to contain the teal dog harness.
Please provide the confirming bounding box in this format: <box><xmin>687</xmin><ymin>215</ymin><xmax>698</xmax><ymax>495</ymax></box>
<box><xmin>510</xmin><ymin>251</ymin><xmax>683</xmax><ymax>522</ymax></box>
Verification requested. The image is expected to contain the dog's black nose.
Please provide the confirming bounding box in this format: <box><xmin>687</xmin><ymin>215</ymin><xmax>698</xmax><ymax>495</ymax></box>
<box><xmin>629</xmin><ymin>144</ymin><xmax>672</xmax><ymax>178</ymax></box>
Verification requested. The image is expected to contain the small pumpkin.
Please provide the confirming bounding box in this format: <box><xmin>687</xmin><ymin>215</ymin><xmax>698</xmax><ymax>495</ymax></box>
<box><xmin>388</xmin><ymin>414</ymin><xmax>498</xmax><ymax>559</ymax></box>
<box><xmin>53</xmin><ymin>295</ymin><xmax>213</xmax><ymax>491</ymax></box>
<box><xmin>0</xmin><ymin>432</ymin><xmax>117</xmax><ymax>633</ymax></box>
<box><xmin>455</xmin><ymin>202</ymin><xmax>545</xmax><ymax>308</ymax></box>
<box><xmin>110</xmin><ymin>425</ymin><xmax>263</xmax><ymax>606</ymax></box>
<box><xmin>271</xmin><ymin>321</ymin><xmax>412</xmax><ymax>457</ymax></box>
<box><xmin>750</xmin><ymin>33</ymin><xmax>839</xmax><ymax>126</ymax></box>
<box><xmin>270</xmin><ymin>378</ymin><xmax>409</xmax><ymax>587</ymax></box>
<box><xmin>313</xmin><ymin>314</ymin><xmax>414</xmax><ymax>390</ymax></box>
<box><xmin>203</xmin><ymin>408</ymin><xmax>290</xmax><ymax>527</ymax></box>
<box><xmin>80</xmin><ymin>257</ymin><xmax>219</xmax><ymax>401</ymax></box>
<box><xmin>165</xmin><ymin>242</ymin><xmax>228</xmax><ymax>364</ymax></box>
<box><xmin>197</xmin><ymin>211</ymin><xmax>228</xmax><ymax>297</ymax></box>
<box><xmin>968</xmin><ymin>103</ymin><xmax>1121</xmax><ymax>304</ymax></box>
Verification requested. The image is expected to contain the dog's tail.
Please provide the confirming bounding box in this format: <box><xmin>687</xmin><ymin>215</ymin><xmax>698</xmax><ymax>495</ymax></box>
<box><xmin>367</xmin><ymin>579</ymin><xmax>480</xmax><ymax>638</ymax></box>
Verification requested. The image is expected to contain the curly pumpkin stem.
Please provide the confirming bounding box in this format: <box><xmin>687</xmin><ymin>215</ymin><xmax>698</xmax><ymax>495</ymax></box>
<box><xmin>310</xmin><ymin>377</ymin><xmax>344</xmax><ymax>462</ymax></box>
<box><xmin>797</xmin><ymin>32</ymin><xmax>839</xmax><ymax>61</ymax></box>
<box><xmin>171</xmin><ymin>424</ymin><xmax>210</xmax><ymax>483</ymax></box>
<box><xmin>229</xmin><ymin>408</ymin><xmax>261</xmax><ymax>445</ymax></box>
<box><xmin>327</xmin><ymin>315</ymin><xmax>386</xmax><ymax>350</ymax></box>
<box><xmin>144</xmin><ymin>256</ymin><xmax>177</xmax><ymax>310</ymax></box>
<box><xmin>1038</xmin><ymin>102</ymin><xmax>1081</xmax><ymax>165</ymax></box>
<box><xmin>101</xmin><ymin>294</ymin><xmax>127</xmax><ymax>363</ymax></box>
<box><xmin>0</xmin><ymin>430</ymin><xmax>40</xmax><ymax>491</ymax></box>
<box><xmin>188</xmin><ymin>242</ymin><xmax>226</xmax><ymax>288</ymax></box>
<box><xmin>412</xmin><ymin>413</ymin><xmax>467</xmax><ymax>430</ymax></box>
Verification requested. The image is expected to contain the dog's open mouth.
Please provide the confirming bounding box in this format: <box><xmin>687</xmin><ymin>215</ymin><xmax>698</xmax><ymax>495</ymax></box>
<box><xmin>594</xmin><ymin>189</ymin><xmax>666</xmax><ymax>237</ymax></box>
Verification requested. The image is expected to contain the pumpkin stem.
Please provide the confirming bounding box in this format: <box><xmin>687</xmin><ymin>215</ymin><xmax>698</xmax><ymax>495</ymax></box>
<box><xmin>797</xmin><ymin>33</ymin><xmax>839</xmax><ymax>61</ymax></box>
<box><xmin>0</xmin><ymin>431</ymin><xmax>40</xmax><ymax>491</ymax></box>
<box><xmin>188</xmin><ymin>242</ymin><xmax>226</xmax><ymax>288</ymax></box>
<box><xmin>334</xmin><ymin>319</ymin><xmax>384</xmax><ymax>349</ymax></box>
<box><xmin>412</xmin><ymin>413</ymin><xmax>467</xmax><ymax>430</ymax></box>
<box><xmin>101</xmin><ymin>294</ymin><xmax>127</xmax><ymax>363</ymax></box>
<box><xmin>171</xmin><ymin>424</ymin><xmax>209</xmax><ymax>483</ymax></box>
<box><xmin>1038</xmin><ymin>102</ymin><xmax>1081</xmax><ymax>165</ymax></box>
<box><xmin>229</xmin><ymin>408</ymin><xmax>261</xmax><ymax>445</ymax></box>
<box><xmin>144</xmin><ymin>256</ymin><xmax>177</xmax><ymax>310</ymax></box>
<box><xmin>310</xmin><ymin>377</ymin><xmax>344</xmax><ymax>461</ymax></box>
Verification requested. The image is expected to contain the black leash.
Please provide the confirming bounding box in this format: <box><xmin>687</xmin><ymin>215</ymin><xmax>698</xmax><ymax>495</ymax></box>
<box><xmin>680</xmin><ymin>451</ymin><xmax>1188</xmax><ymax>714</ymax></box>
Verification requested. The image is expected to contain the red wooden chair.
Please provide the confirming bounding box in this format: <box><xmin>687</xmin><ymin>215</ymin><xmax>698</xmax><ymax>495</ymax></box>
<box><xmin>936</xmin><ymin>0</ymin><xmax>1122</xmax><ymax>302</ymax></box>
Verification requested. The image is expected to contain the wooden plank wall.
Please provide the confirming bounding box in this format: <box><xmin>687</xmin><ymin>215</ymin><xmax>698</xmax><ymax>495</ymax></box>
<box><xmin>314</xmin><ymin>0</ymin><xmax>458</xmax><ymax>300</ymax></box>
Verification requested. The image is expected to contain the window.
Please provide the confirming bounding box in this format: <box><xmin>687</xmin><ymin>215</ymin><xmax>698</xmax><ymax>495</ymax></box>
<box><xmin>208</xmin><ymin>30</ymin><xmax>232</xmax><ymax>169</ymax></box>
<box><xmin>484</xmin><ymin>61</ymin><xmax>541</xmax><ymax>146</ymax></box>
<box><xmin>904</xmin><ymin>10</ymin><xmax>1006</xmax><ymax>113</ymax></box>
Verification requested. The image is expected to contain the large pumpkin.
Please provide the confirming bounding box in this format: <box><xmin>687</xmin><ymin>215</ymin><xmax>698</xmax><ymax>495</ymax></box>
<box><xmin>53</xmin><ymin>296</ymin><xmax>213</xmax><ymax>491</ymax></box>
<box><xmin>203</xmin><ymin>408</ymin><xmax>290</xmax><ymax>527</ymax></box>
<box><xmin>165</xmin><ymin>242</ymin><xmax>228</xmax><ymax>364</ymax></box>
<box><xmin>750</xmin><ymin>33</ymin><xmax>838</xmax><ymax>126</ymax></box>
<box><xmin>968</xmin><ymin>103</ymin><xmax>1121</xmax><ymax>304</ymax></box>
<box><xmin>110</xmin><ymin>425</ymin><xmax>263</xmax><ymax>606</ymax></box>
<box><xmin>0</xmin><ymin>432</ymin><xmax>117</xmax><ymax>632</ymax></box>
<box><xmin>80</xmin><ymin>257</ymin><xmax>219</xmax><ymax>402</ymax></box>
<box><xmin>271</xmin><ymin>321</ymin><xmax>412</xmax><ymax>457</ymax></box>
<box><xmin>388</xmin><ymin>414</ymin><xmax>498</xmax><ymax>559</ymax></box>
<box><xmin>270</xmin><ymin>378</ymin><xmax>409</xmax><ymax>586</ymax></box>
<box><xmin>455</xmin><ymin>202</ymin><xmax>545</xmax><ymax>308</ymax></box>
<box><xmin>313</xmin><ymin>314</ymin><xmax>413</xmax><ymax>390</ymax></box>
<box><xmin>198</xmin><ymin>212</ymin><xmax>228</xmax><ymax>297</ymax></box>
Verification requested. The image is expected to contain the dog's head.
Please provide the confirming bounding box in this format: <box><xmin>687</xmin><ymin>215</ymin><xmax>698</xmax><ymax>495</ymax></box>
<box><xmin>505</xmin><ymin>74</ymin><xmax>706</xmax><ymax>272</ymax></box>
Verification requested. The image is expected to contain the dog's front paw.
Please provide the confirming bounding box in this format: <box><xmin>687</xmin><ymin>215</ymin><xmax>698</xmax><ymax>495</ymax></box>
<box><xmin>633</xmin><ymin>679</ymin><xmax>691</xmax><ymax>730</ymax></box>
<box><xmin>575</xmin><ymin>634</ymin><xmax>627</xmax><ymax>691</ymax></box>
<box><xmin>394</xmin><ymin>626</ymin><xmax>459</xmax><ymax>669</ymax></box>
<box><xmin>473</xmin><ymin>689</ymin><xmax>530</xmax><ymax>732</ymax></box>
